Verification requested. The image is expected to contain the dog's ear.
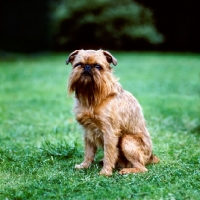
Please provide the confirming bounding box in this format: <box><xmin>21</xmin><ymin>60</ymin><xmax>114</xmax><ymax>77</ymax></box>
<box><xmin>66</xmin><ymin>50</ymin><xmax>80</xmax><ymax>65</ymax></box>
<box><xmin>103</xmin><ymin>51</ymin><xmax>117</xmax><ymax>66</ymax></box>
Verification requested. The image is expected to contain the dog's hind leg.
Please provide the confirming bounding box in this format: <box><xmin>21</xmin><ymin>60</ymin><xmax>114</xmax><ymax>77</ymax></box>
<box><xmin>118</xmin><ymin>133</ymin><xmax>151</xmax><ymax>174</ymax></box>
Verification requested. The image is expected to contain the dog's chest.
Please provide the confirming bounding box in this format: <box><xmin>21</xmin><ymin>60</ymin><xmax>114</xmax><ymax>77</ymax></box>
<box><xmin>76</xmin><ymin>111</ymin><xmax>102</xmax><ymax>131</ymax></box>
<box><xmin>76</xmin><ymin>110</ymin><xmax>104</xmax><ymax>146</ymax></box>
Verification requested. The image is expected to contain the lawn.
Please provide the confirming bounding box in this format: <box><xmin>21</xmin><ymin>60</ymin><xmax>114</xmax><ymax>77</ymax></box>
<box><xmin>0</xmin><ymin>52</ymin><xmax>199</xmax><ymax>199</ymax></box>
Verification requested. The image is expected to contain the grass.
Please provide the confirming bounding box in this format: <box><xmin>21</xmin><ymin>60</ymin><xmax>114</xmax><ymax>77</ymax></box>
<box><xmin>0</xmin><ymin>52</ymin><xmax>199</xmax><ymax>199</ymax></box>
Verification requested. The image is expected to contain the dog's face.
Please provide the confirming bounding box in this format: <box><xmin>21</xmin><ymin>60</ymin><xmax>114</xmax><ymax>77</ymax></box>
<box><xmin>66</xmin><ymin>50</ymin><xmax>117</xmax><ymax>106</ymax></box>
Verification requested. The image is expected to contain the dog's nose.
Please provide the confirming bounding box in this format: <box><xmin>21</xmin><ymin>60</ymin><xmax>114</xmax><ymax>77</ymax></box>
<box><xmin>84</xmin><ymin>65</ymin><xmax>92</xmax><ymax>72</ymax></box>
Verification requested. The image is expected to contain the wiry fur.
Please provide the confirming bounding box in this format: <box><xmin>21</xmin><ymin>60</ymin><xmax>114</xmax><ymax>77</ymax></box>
<box><xmin>67</xmin><ymin>50</ymin><xmax>159</xmax><ymax>176</ymax></box>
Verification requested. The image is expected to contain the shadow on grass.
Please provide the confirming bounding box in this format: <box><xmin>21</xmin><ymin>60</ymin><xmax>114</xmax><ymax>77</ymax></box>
<box><xmin>41</xmin><ymin>140</ymin><xmax>82</xmax><ymax>158</ymax></box>
<box><xmin>191</xmin><ymin>123</ymin><xmax>200</xmax><ymax>135</ymax></box>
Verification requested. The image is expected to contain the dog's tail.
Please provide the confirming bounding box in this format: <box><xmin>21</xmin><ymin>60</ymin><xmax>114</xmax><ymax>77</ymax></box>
<box><xmin>148</xmin><ymin>154</ymin><xmax>160</xmax><ymax>164</ymax></box>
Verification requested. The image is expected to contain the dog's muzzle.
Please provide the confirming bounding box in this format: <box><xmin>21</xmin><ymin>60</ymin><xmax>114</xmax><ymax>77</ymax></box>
<box><xmin>83</xmin><ymin>65</ymin><xmax>93</xmax><ymax>76</ymax></box>
<box><xmin>84</xmin><ymin>65</ymin><xmax>92</xmax><ymax>72</ymax></box>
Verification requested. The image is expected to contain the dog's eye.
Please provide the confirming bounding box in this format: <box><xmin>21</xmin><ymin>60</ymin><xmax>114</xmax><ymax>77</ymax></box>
<box><xmin>94</xmin><ymin>64</ymin><xmax>102</xmax><ymax>70</ymax></box>
<box><xmin>74</xmin><ymin>63</ymin><xmax>82</xmax><ymax>68</ymax></box>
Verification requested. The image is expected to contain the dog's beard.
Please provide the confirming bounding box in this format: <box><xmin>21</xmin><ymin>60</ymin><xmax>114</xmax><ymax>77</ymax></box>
<box><xmin>68</xmin><ymin>69</ymin><xmax>119</xmax><ymax>106</ymax></box>
<box><xmin>74</xmin><ymin>73</ymin><xmax>101</xmax><ymax>106</ymax></box>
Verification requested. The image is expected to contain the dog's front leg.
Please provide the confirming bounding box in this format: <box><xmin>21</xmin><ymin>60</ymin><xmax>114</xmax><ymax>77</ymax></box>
<box><xmin>75</xmin><ymin>135</ymin><xmax>97</xmax><ymax>169</ymax></box>
<box><xmin>100</xmin><ymin>133</ymin><xmax>118</xmax><ymax>176</ymax></box>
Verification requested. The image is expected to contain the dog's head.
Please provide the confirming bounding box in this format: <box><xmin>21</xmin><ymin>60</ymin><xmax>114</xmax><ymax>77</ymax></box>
<box><xmin>66</xmin><ymin>50</ymin><xmax>118</xmax><ymax>106</ymax></box>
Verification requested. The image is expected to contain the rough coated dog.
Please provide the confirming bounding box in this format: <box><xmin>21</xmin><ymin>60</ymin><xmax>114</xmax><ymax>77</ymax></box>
<box><xmin>66</xmin><ymin>50</ymin><xmax>159</xmax><ymax>176</ymax></box>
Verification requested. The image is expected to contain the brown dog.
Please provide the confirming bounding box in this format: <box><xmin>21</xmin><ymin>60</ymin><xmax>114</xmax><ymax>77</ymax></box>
<box><xmin>66</xmin><ymin>50</ymin><xmax>159</xmax><ymax>176</ymax></box>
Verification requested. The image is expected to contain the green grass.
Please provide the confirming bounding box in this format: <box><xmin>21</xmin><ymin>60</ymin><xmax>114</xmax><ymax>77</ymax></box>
<box><xmin>0</xmin><ymin>52</ymin><xmax>199</xmax><ymax>199</ymax></box>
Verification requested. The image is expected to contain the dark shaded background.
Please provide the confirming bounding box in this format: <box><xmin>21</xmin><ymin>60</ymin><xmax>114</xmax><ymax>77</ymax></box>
<box><xmin>137</xmin><ymin>0</ymin><xmax>200</xmax><ymax>52</ymax></box>
<box><xmin>0</xmin><ymin>0</ymin><xmax>199</xmax><ymax>53</ymax></box>
<box><xmin>0</xmin><ymin>0</ymin><xmax>50</xmax><ymax>53</ymax></box>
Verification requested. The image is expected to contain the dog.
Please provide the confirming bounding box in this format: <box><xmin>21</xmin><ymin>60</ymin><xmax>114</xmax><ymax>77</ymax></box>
<box><xmin>66</xmin><ymin>50</ymin><xmax>159</xmax><ymax>176</ymax></box>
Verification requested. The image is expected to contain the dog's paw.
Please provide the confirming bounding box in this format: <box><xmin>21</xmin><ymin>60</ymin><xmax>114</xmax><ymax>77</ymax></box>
<box><xmin>74</xmin><ymin>163</ymin><xmax>89</xmax><ymax>169</ymax></box>
<box><xmin>99</xmin><ymin>168</ymin><xmax>112</xmax><ymax>176</ymax></box>
<box><xmin>119</xmin><ymin>168</ymin><xmax>133</xmax><ymax>175</ymax></box>
<box><xmin>119</xmin><ymin>167</ymin><xmax>147</xmax><ymax>175</ymax></box>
